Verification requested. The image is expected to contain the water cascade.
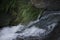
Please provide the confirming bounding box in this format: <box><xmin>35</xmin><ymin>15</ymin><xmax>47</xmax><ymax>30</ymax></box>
<box><xmin>0</xmin><ymin>11</ymin><xmax>60</xmax><ymax>40</ymax></box>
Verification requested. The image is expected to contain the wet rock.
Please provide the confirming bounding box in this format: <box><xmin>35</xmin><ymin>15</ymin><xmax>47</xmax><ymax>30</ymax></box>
<box><xmin>37</xmin><ymin>11</ymin><xmax>60</xmax><ymax>40</ymax></box>
<box><xmin>44</xmin><ymin>21</ymin><xmax>60</xmax><ymax>40</ymax></box>
<box><xmin>31</xmin><ymin>0</ymin><xmax>60</xmax><ymax>10</ymax></box>
<box><xmin>16</xmin><ymin>36</ymin><xmax>43</xmax><ymax>40</ymax></box>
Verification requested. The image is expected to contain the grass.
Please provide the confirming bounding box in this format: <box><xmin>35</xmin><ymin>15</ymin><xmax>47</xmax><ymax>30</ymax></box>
<box><xmin>0</xmin><ymin>0</ymin><xmax>44</xmax><ymax>26</ymax></box>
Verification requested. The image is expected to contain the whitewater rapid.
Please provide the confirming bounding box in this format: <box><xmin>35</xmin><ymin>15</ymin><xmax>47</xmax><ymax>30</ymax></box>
<box><xmin>0</xmin><ymin>11</ymin><xmax>58</xmax><ymax>40</ymax></box>
<box><xmin>0</xmin><ymin>24</ymin><xmax>46</xmax><ymax>40</ymax></box>
<box><xmin>0</xmin><ymin>16</ymin><xmax>47</xmax><ymax>40</ymax></box>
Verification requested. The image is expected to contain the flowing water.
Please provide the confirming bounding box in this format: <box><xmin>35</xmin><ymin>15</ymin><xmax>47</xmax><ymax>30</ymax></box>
<box><xmin>0</xmin><ymin>11</ymin><xmax>60</xmax><ymax>40</ymax></box>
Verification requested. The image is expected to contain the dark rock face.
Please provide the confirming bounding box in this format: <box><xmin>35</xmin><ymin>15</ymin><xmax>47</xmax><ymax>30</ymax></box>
<box><xmin>0</xmin><ymin>0</ymin><xmax>17</xmax><ymax>27</ymax></box>
<box><xmin>15</xmin><ymin>36</ymin><xmax>42</xmax><ymax>40</ymax></box>
<box><xmin>41</xmin><ymin>11</ymin><xmax>60</xmax><ymax>40</ymax></box>
<box><xmin>31</xmin><ymin>0</ymin><xmax>60</xmax><ymax>10</ymax></box>
<box><xmin>44</xmin><ymin>22</ymin><xmax>60</xmax><ymax>40</ymax></box>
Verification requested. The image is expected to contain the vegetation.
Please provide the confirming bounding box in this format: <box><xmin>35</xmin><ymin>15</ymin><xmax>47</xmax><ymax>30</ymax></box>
<box><xmin>0</xmin><ymin>0</ymin><xmax>44</xmax><ymax>27</ymax></box>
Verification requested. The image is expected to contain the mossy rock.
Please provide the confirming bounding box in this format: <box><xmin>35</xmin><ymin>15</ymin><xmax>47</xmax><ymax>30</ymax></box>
<box><xmin>0</xmin><ymin>0</ymin><xmax>44</xmax><ymax>27</ymax></box>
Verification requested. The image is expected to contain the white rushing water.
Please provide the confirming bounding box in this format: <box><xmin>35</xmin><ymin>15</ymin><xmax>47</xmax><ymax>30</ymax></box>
<box><xmin>0</xmin><ymin>17</ymin><xmax>46</xmax><ymax>40</ymax></box>
<box><xmin>0</xmin><ymin>12</ymin><xmax>57</xmax><ymax>40</ymax></box>
<box><xmin>0</xmin><ymin>24</ymin><xmax>46</xmax><ymax>40</ymax></box>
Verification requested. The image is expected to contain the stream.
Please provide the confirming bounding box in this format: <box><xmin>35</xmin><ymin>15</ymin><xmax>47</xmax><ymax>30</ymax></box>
<box><xmin>0</xmin><ymin>11</ymin><xmax>60</xmax><ymax>40</ymax></box>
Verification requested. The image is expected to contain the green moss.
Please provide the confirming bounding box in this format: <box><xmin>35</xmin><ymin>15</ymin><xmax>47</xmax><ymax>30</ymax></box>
<box><xmin>0</xmin><ymin>0</ymin><xmax>44</xmax><ymax>27</ymax></box>
<box><xmin>11</xmin><ymin>3</ymin><xmax>44</xmax><ymax>25</ymax></box>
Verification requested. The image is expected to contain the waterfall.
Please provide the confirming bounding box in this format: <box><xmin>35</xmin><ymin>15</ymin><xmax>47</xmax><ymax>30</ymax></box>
<box><xmin>0</xmin><ymin>14</ymin><xmax>46</xmax><ymax>40</ymax></box>
<box><xmin>0</xmin><ymin>11</ymin><xmax>60</xmax><ymax>40</ymax></box>
<box><xmin>0</xmin><ymin>21</ymin><xmax>46</xmax><ymax>40</ymax></box>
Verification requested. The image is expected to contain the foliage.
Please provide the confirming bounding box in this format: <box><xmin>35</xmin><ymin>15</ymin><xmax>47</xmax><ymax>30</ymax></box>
<box><xmin>0</xmin><ymin>0</ymin><xmax>44</xmax><ymax>27</ymax></box>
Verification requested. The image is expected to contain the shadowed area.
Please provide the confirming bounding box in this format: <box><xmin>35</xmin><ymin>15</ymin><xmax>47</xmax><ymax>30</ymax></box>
<box><xmin>0</xmin><ymin>0</ymin><xmax>60</xmax><ymax>40</ymax></box>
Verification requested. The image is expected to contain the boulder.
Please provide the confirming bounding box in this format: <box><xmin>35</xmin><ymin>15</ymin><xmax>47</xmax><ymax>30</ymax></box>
<box><xmin>31</xmin><ymin>0</ymin><xmax>60</xmax><ymax>10</ymax></box>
